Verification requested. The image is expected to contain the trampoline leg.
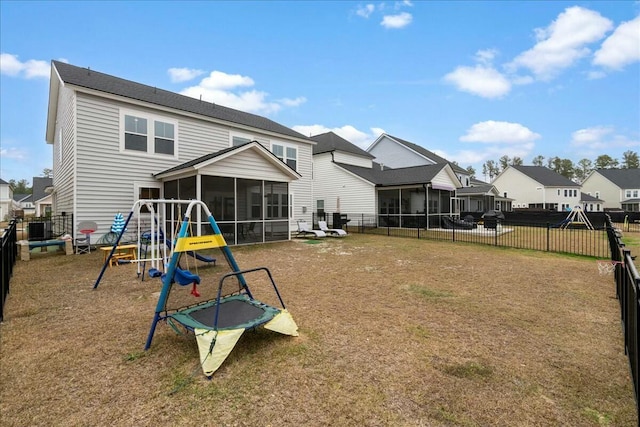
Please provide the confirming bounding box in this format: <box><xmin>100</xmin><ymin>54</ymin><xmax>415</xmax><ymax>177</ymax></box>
<box><xmin>145</xmin><ymin>312</ymin><xmax>161</xmax><ymax>350</ymax></box>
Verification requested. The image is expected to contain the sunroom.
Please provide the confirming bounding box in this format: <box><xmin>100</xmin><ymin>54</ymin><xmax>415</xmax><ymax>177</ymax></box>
<box><xmin>154</xmin><ymin>142</ymin><xmax>300</xmax><ymax>245</ymax></box>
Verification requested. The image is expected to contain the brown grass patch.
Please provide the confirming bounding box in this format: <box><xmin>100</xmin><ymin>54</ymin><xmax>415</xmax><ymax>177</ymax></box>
<box><xmin>0</xmin><ymin>234</ymin><xmax>637</xmax><ymax>426</ymax></box>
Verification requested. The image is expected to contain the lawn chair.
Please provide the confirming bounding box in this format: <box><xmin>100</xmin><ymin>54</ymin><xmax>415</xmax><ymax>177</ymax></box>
<box><xmin>318</xmin><ymin>220</ymin><xmax>347</xmax><ymax>237</ymax></box>
<box><xmin>76</xmin><ymin>220</ymin><xmax>98</xmax><ymax>254</ymax></box>
<box><xmin>296</xmin><ymin>220</ymin><xmax>326</xmax><ymax>238</ymax></box>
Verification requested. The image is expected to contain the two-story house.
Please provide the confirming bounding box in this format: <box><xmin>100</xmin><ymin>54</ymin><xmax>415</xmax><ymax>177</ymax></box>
<box><xmin>312</xmin><ymin>132</ymin><xmax>462</xmax><ymax>228</ymax></box>
<box><xmin>46</xmin><ymin>61</ymin><xmax>314</xmax><ymax>244</ymax></box>
<box><xmin>581</xmin><ymin>168</ymin><xmax>640</xmax><ymax>211</ymax></box>
<box><xmin>492</xmin><ymin>165</ymin><xmax>581</xmax><ymax>211</ymax></box>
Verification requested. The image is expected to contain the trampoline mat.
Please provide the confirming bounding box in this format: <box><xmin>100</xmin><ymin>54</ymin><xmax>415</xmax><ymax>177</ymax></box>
<box><xmin>171</xmin><ymin>295</ymin><xmax>280</xmax><ymax>330</ymax></box>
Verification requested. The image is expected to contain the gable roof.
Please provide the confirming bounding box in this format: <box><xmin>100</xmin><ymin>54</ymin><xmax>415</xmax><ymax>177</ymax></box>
<box><xmin>32</xmin><ymin>177</ymin><xmax>53</xmax><ymax>202</ymax></box>
<box><xmin>378</xmin><ymin>134</ymin><xmax>468</xmax><ymax>175</ymax></box>
<box><xmin>154</xmin><ymin>141</ymin><xmax>301</xmax><ymax>179</ymax></box>
<box><xmin>13</xmin><ymin>193</ymin><xmax>32</xmax><ymax>203</ymax></box>
<box><xmin>580</xmin><ymin>192</ymin><xmax>602</xmax><ymax>202</ymax></box>
<box><xmin>456</xmin><ymin>184</ymin><xmax>497</xmax><ymax>196</ymax></box>
<box><xmin>592</xmin><ymin>168</ymin><xmax>640</xmax><ymax>189</ymax></box>
<box><xmin>311</xmin><ymin>132</ymin><xmax>373</xmax><ymax>158</ymax></box>
<box><xmin>48</xmin><ymin>61</ymin><xmax>309</xmax><ymax>143</ymax></box>
<box><xmin>509</xmin><ymin>165</ymin><xmax>579</xmax><ymax>187</ymax></box>
<box><xmin>0</xmin><ymin>178</ymin><xmax>8</xmax><ymax>185</ymax></box>
<box><xmin>335</xmin><ymin>162</ymin><xmax>461</xmax><ymax>188</ymax></box>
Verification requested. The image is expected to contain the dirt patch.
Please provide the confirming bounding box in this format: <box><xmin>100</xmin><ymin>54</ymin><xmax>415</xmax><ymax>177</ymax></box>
<box><xmin>1</xmin><ymin>234</ymin><xmax>636</xmax><ymax>426</ymax></box>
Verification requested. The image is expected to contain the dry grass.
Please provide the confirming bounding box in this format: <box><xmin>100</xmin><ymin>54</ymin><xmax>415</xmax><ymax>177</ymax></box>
<box><xmin>1</xmin><ymin>234</ymin><xmax>637</xmax><ymax>426</ymax></box>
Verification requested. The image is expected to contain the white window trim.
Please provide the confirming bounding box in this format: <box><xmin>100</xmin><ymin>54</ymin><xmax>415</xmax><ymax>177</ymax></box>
<box><xmin>119</xmin><ymin>109</ymin><xmax>179</xmax><ymax>159</ymax></box>
<box><xmin>271</xmin><ymin>141</ymin><xmax>298</xmax><ymax>171</ymax></box>
<box><xmin>230</xmin><ymin>131</ymin><xmax>255</xmax><ymax>147</ymax></box>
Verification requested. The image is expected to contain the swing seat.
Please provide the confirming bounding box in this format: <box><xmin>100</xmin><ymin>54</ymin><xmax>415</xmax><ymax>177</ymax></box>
<box><xmin>148</xmin><ymin>268</ymin><xmax>162</xmax><ymax>278</ymax></box>
<box><xmin>163</xmin><ymin>267</ymin><xmax>200</xmax><ymax>286</ymax></box>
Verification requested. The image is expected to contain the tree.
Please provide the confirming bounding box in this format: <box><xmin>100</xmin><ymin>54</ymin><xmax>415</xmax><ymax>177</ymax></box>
<box><xmin>574</xmin><ymin>158</ymin><xmax>593</xmax><ymax>183</ymax></box>
<box><xmin>547</xmin><ymin>156</ymin><xmax>561</xmax><ymax>172</ymax></box>
<box><xmin>482</xmin><ymin>160</ymin><xmax>499</xmax><ymax>181</ymax></box>
<box><xmin>8</xmin><ymin>179</ymin><xmax>31</xmax><ymax>194</ymax></box>
<box><xmin>466</xmin><ymin>165</ymin><xmax>476</xmax><ymax>179</ymax></box>
<box><xmin>498</xmin><ymin>155</ymin><xmax>510</xmax><ymax>171</ymax></box>
<box><xmin>558</xmin><ymin>159</ymin><xmax>575</xmax><ymax>179</ymax></box>
<box><xmin>622</xmin><ymin>150</ymin><xmax>639</xmax><ymax>169</ymax></box>
<box><xmin>532</xmin><ymin>155</ymin><xmax>544</xmax><ymax>167</ymax></box>
<box><xmin>42</xmin><ymin>168</ymin><xmax>53</xmax><ymax>178</ymax></box>
<box><xmin>511</xmin><ymin>156</ymin><xmax>523</xmax><ymax>166</ymax></box>
<box><xmin>595</xmin><ymin>154</ymin><xmax>619</xmax><ymax>169</ymax></box>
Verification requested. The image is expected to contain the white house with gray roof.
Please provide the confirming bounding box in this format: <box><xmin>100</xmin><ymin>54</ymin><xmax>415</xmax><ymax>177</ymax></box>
<box><xmin>46</xmin><ymin>61</ymin><xmax>314</xmax><ymax>244</ymax></box>
<box><xmin>0</xmin><ymin>179</ymin><xmax>13</xmax><ymax>221</ymax></box>
<box><xmin>581</xmin><ymin>168</ymin><xmax>640</xmax><ymax>211</ymax></box>
<box><xmin>366</xmin><ymin>133</ymin><xmax>472</xmax><ymax>187</ymax></box>
<box><xmin>492</xmin><ymin>165</ymin><xmax>582</xmax><ymax>211</ymax></box>
<box><xmin>312</xmin><ymin>132</ymin><xmax>462</xmax><ymax>228</ymax></box>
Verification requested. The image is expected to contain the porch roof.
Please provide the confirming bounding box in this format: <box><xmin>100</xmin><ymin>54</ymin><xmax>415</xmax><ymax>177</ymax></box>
<box><xmin>335</xmin><ymin>162</ymin><xmax>462</xmax><ymax>188</ymax></box>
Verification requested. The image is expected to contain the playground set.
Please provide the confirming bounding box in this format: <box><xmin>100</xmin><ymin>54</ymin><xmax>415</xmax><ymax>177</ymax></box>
<box><xmin>93</xmin><ymin>199</ymin><xmax>298</xmax><ymax>376</ymax></box>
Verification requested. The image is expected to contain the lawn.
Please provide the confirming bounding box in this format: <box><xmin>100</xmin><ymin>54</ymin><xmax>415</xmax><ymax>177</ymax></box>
<box><xmin>0</xmin><ymin>234</ymin><xmax>637</xmax><ymax>426</ymax></box>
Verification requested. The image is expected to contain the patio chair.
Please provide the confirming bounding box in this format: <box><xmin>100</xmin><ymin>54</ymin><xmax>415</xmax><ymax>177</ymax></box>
<box><xmin>76</xmin><ymin>220</ymin><xmax>98</xmax><ymax>254</ymax></box>
<box><xmin>296</xmin><ymin>220</ymin><xmax>326</xmax><ymax>238</ymax></box>
<box><xmin>318</xmin><ymin>220</ymin><xmax>347</xmax><ymax>237</ymax></box>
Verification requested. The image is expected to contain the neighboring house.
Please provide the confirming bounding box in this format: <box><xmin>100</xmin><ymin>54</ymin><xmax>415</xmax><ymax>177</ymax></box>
<box><xmin>366</xmin><ymin>133</ymin><xmax>472</xmax><ymax>187</ymax></box>
<box><xmin>13</xmin><ymin>193</ymin><xmax>35</xmax><ymax>216</ymax></box>
<box><xmin>46</xmin><ymin>61</ymin><xmax>314</xmax><ymax>245</ymax></box>
<box><xmin>580</xmin><ymin>192</ymin><xmax>603</xmax><ymax>212</ymax></box>
<box><xmin>0</xmin><ymin>179</ymin><xmax>13</xmax><ymax>221</ymax></box>
<box><xmin>312</xmin><ymin>131</ymin><xmax>463</xmax><ymax>228</ymax></box>
<box><xmin>311</xmin><ymin>132</ymin><xmax>377</xmax><ymax>217</ymax></box>
<box><xmin>455</xmin><ymin>178</ymin><xmax>513</xmax><ymax>213</ymax></box>
<box><xmin>581</xmin><ymin>168</ymin><xmax>640</xmax><ymax>211</ymax></box>
<box><xmin>32</xmin><ymin>177</ymin><xmax>53</xmax><ymax>217</ymax></box>
<box><xmin>492</xmin><ymin>165</ymin><xmax>581</xmax><ymax>211</ymax></box>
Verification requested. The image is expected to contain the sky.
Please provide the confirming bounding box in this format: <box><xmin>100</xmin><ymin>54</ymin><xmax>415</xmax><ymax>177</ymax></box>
<box><xmin>1</xmin><ymin>1</ymin><xmax>639</xmax><ymax>185</ymax></box>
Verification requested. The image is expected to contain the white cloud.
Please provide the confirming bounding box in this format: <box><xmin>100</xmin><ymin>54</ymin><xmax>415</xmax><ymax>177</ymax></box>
<box><xmin>475</xmin><ymin>48</ymin><xmax>498</xmax><ymax>65</ymax></box>
<box><xmin>292</xmin><ymin>124</ymin><xmax>385</xmax><ymax>149</ymax></box>
<box><xmin>444</xmin><ymin>65</ymin><xmax>511</xmax><ymax>98</ymax></box>
<box><xmin>168</xmin><ymin>67</ymin><xmax>205</xmax><ymax>83</ymax></box>
<box><xmin>508</xmin><ymin>6</ymin><xmax>613</xmax><ymax>81</ymax></box>
<box><xmin>356</xmin><ymin>4</ymin><xmax>375</xmax><ymax>18</ymax></box>
<box><xmin>460</xmin><ymin>121</ymin><xmax>541</xmax><ymax>144</ymax></box>
<box><xmin>593</xmin><ymin>15</ymin><xmax>640</xmax><ymax>70</ymax></box>
<box><xmin>179</xmin><ymin>70</ymin><xmax>305</xmax><ymax>115</ymax></box>
<box><xmin>381</xmin><ymin>12</ymin><xmax>412</xmax><ymax>29</ymax></box>
<box><xmin>0</xmin><ymin>53</ymin><xmax>49</xmax><ymax>79</ymax></box>
<box><xmin>0</xmin><ymin>146</ymin><xmax>27</xmax><ymax>160</ymax></box>
<box><xmin>570</xmin><ymin>126</ymin><xmax>639</xmax><ymax>152</ymax></box>
<box><xmin>586</xmin><ymin>70</ymin><xmax>606</xmax><ymax>80</ymax></box>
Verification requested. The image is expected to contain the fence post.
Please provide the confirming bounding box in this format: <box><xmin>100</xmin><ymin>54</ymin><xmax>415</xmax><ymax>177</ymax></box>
<box><xmin>546</xmin><ymin>223</ymin><xmax>550</xmax><ymax>252</ymax></box>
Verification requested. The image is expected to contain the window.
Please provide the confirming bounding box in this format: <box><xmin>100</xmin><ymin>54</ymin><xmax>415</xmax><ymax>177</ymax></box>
<box><xmin>136</xmin><ymin>185</ymin><xmax>161</xmax><ymax>213</ymax></box>
<box><xmin>564</xmin><ymin>189</ymin><xmax>568</xmax><ymax>197</ymax></box>
<box><xmin>154</xmin><ymin>121</ymin><xmax>174</xmax><ymax>155</ymax></box>
<box><xmin>272</xmin><ymin>143</ymin><xmax>297</xmax><ymax>170</ymax></box>
<box><xmin>626</xmin><ymin>190</ymin><xmax>632</xmax><ymax>198</ymax></box>
<box><xmin>573</xmin><ymin>189</ymin><xmax>577</xmax><ymax>197</ymax></box>
<box><xmin>232</xmin><ymin>136</ymin><xmax>252</xmax><ymax>146</ymax></box>
<box><xmin>634</xmin><ymin>190</ymin><xmax>639</xmax><ymax>198</ymax></box>
<box><xmin>121</xmin><ymin>111</ymin><xmax>177</xmax><ymax>157</ymax></box>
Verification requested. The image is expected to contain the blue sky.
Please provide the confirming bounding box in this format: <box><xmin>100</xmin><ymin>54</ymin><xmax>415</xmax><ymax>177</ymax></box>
<box><xmin>1</xmin><ymin>1</ymin><xmax>639</xmax><ymax>184</ymax></box>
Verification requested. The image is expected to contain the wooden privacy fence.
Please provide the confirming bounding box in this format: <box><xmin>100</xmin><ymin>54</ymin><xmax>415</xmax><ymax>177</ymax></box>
<box><xmin>1</xmin><ymin>220</ymin><xmax>18</xmax><ymax>322</ymax></box>
<box><xmin>605</xmin><ymin>214</ymin><xmax>640</xmax><ymax>419</ymax></box>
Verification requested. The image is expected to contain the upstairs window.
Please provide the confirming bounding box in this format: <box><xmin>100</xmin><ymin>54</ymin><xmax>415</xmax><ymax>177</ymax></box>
<box><xmin>272</xmin><ymin>143</ymin><xmax>297</xmax><ymax>170</ymax></box>
<box><xmin>232</xmin><ymin>136</ymin><xmax>252</xmax><ymax>146</ymax></box>
<box><xmin>125</xmin><ymin>115</ymin><xmax>148</xmax><ymax>152</ymax></box>
<box><xmin>121</xmin><ymin>111</ymin><xmax>177</xmax><ymax>157</ymax></box>
<box><xmin>154</xmin><ymin>121</ymin><xmax>174</xmax><ymax>155</ymax></box>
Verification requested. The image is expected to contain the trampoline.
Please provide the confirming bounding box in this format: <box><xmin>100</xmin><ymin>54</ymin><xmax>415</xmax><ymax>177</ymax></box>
<box><xmin>144</xmin><ymin>200</ymin><xmax>298</xmax><ymax>377</ymax></box>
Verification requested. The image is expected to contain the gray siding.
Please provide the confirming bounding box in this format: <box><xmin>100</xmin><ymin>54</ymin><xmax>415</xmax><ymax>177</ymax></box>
<box><xmin>69</xmin><ymin>92</ymin><xmax>313</xmax><ymax>239</ymax></box>
<box><xmin>52</xmin><ymin>85</ymin><xmax>76</xmax><ymax>218</ymax></box>
<box><xmin>333</xmin><ymin>151</ymin><xmax>373</xmax><ymax>168</ymax></box>
<box><xmin>199</xmin><ymin>149</ymin><xmax>293</xmax><ymax>181</ymax></box>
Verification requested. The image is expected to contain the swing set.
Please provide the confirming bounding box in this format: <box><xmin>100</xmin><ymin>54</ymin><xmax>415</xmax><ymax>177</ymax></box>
<box><xmin>94</xmin><ymin>199</ymin><xmax>298</xmax><ymax>376</ymax></box>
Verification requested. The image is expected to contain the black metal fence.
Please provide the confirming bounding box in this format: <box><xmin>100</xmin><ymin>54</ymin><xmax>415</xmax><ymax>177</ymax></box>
<box><xmin>605</xmin><ymin>215</ymin><xmax>640</xmax><ymax>417</ymax></box>
<box><xmin>22</xmin><ymin>214</ymin><xmax>74</xmax><ymax>241</ymax></box>
<box><xmin>316</xmin><ymin>212</ymin><xmax>612</xmax><ymax>258</ymax></box>
<box><xmin>1</xmin><ymin>220</ymin><xmax>18</xmax><ymax>322</ymax></box>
